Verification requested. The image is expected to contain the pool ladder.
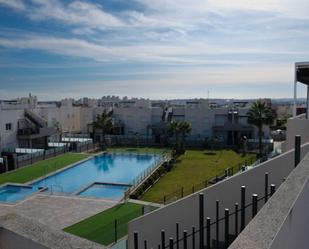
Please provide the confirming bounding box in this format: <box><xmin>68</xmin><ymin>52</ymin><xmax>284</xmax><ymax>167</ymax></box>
<box><xmin>50</xmin><ymin>184</ymin><xmax>63</xmax><ymax>194</ymax></box>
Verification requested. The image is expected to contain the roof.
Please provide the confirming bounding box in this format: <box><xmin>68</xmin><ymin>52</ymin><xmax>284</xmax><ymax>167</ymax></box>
<box><xmin>296</xmin><ymin>62</ymin><xmax>309</xmax><ymax>85</ymax></box>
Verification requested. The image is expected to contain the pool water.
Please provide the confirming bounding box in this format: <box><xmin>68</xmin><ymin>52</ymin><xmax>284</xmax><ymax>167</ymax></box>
<box><xmin>0</xmin><ymin>185</ymin><xmax>36</xmax><ymax>203</ymax></box>
<box><xmin>78</xmin><ymin>183</ymin><xmax>129</xmax><ymax>199</ymax></box>
<box><xmin>0</xmin><ymin>153</ymin><xmax>161</xmax><ymax>203</ymax></box>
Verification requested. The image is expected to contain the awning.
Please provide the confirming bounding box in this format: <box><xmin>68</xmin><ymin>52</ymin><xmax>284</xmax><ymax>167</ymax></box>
<box><xmin>296</xmin><ymin>62</ymin><xmax>309</xmax><ymax>85</ymax></box>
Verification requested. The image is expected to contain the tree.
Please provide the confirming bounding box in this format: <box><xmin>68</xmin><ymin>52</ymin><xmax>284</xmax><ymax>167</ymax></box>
<box><xmin>168</xmin><ymin>120</ymin><xmax>192</xmax><ymax>154</ymax></box>
<box><xmin>92</xmin><ymin>110</ymin><xmax>114</xmax><ymax>148</ymax></box>
<box><xmin>247</xmin><ymin>101</ymin><xmax>273</xmax><ymax>158</ymax></box>
<box><xmin>178</xmin><ymin>121</ymin><xmax>192</xmax><ymax>150</ymax></box>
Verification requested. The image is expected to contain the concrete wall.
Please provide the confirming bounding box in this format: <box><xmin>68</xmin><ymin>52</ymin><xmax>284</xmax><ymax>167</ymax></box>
<box><xmin>269</xmin><ymin>181</ymin><xmax>309</xmax><ymax>249</ymax></box>
<box><xmin>128</xmin><ymin>142</ymin><xmax>309</xmax><ymax>249</ymax></box>
<box><xmin>0</xmin><ymin>228</ymin><xmax>48</xmax><ymax>249</ymax></box>
<box><xmin>283</xmin><ymin>115</ymin><xmax>309</xmax><ymax>151</ymax></box>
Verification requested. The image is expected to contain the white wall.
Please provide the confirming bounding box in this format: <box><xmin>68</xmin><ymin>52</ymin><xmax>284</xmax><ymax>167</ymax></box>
<box><xmin>0</xmin><ymin>109</ymin><xmax>24</xmax><ymax>150</ymax></box>
<box><xmin>0</xmin><ymin>228</ymin><xmax>48</xmax><ymax>249</ymax></box>
<box><xmin>269</xmin><ymin>180</ymin><xmax>309</xmax><ymax>249</ymax></box>
<box><xmin>283</xmin><ymin>116</ymin><xmax>309</xmax><ymax>152</ymax></box>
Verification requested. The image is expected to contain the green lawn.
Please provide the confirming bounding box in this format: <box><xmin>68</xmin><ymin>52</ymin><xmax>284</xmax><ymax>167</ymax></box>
<box><xmin>64</xmin><ymin>203</ymin><xmax>150</xmax><ymax>246</ymax></box>
<box><xmin>0</xmin><ymin>153</ymin><xmax>88</xmax><ymax>185</ymax></box>
<box><xmin>107</xmin><ymin>146</ymin><xmax>167</xmax><ymax>154</ymax></box>
<box><xmin>141</xmin><ymin>149</ymin><xmax>256</xmax><ymax>203</ymax></box>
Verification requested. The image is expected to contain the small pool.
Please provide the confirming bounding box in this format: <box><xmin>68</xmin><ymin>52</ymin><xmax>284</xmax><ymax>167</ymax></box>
<box><xmin>0</xmin><ymin>153</ymin><xmax>162</xmax><ymax>203</ymax></box>
<box><xmin>0</xmin><ymin>185</ymin><xmax>37</xmax><ymax>204</ymax></box>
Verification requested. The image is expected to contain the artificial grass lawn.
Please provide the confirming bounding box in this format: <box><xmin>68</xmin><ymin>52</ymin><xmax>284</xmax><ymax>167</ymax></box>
<box><xmin>0</xmin><ymin>153</ymin><xmax>88</xmax><ymax>185</ymax></box>
<box><xmin>64</xmin><ymin>203</ymin><xmax>145</xmax><ymax>246</ymax></box>
<box><xmin>107</xmin><ymin>146</ymin><xmax>167</xmax><ymax>154</ymax></box>
<box><xmin>141</xmin><ymin>149</ymin><xmax>256</xmax><ymax>203</ymax></box>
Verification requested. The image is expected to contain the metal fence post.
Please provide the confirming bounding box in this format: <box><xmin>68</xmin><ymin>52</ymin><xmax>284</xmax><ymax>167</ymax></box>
<box><xmin>134</xmin><ymin>232</ymin><xmax>139</xmax><ymax>249</ymax></box>
<box><xmin>270</xmin><ymin>184</ymin><xmax>276</xmax><ymax>196</ymax></box>
<box><xmin>183</xmin><ymin>230</ymin><xmax>188</xmax><ymax>249</ymax></box>
<box><xmin>169</xmin><ymin>238</ymin><xmax>174</xmax><ymax>249</ymax></box>
<box><xmin>144</xmin><ymin>240</ymin><xmax>147</xmax><ymax>249</ymax></box>
<box><xmin>206</xmin><ymin>217</ymin><xmax>211</xmax><ymax>249</ymax></box>
<box><xmin>161</xmin><ymin>230</ymin><xmax>165</xmax><ymax>249</ymax></box>
<box><xmin>240</xmin><ymin>186</ymin><xmax>246</xmax><ymax>231</ymax></box>
<box><xmin>224</xmin><ymin>209</ymin><xmax>229</xmax><ymax>248</ymax></box>
<box><xmin>181</xmin><ymin>187</ymin><xmax>184</xmax><ymax>198</ymax></box>
<box><xmin>295</xmin><ymin>135</ymin><xmax>301</xmax><ymax>167</ymax></box>
<box><xmin>114</xmin><ymin>219</ymin><xmax>118</xmax><ymax>243</ymax></box>
<box><xmin>216</xmin><ymin>200</ymin><xmax>219</xmax><ymax>249</ymax></box>
<box><xmin>199</xmin><ymin>193</ymin><xmax>204</xmax><ymax>249</ymax></box>
<box><xmin>252</xmin><ymin>194</ymin><xmax>258</xmax><ymax>218</ymax></box>
<box><xmin>176</xmin><ymin>223</ymin><xmax>179</xmax><ymax>249</ymax></box>
<box><xmin>192</xmin><ymin>226</ymin><xmax>195</xmax><ymax>249</ymax></box>
<box><xmin>264</xmin><ymin>172</ymin><xmax>269</xmax><ymax>203</ymax></box>
<box><xmin>235</xmin><ymin>203</ymin><xmax>239</xmax><ymax>236</ymax></box>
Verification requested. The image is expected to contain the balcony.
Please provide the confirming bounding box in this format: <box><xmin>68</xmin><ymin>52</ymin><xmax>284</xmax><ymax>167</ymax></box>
<box><xmin>229</xmin><ymin>150</ymin><xmax>309</xmax><ymax>249</ymax></box>
<box><xmin>127</xmin><ymin>138</ymin><xmax>309</xmax><ymax>249</ymax></box>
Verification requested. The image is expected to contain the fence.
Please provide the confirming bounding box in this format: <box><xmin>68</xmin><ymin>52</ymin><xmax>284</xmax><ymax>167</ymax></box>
<box><xmin>106</xmin><ymin>135</ymin><xmax>157</xmax><ymax>147</ymax></box>
<box><xmin>133</xmin><ymin>174</ymin><xmax>283</xmax><ymax>249</ymax></box>
<box><xmin>11</xmin><ymin>140</ymin><xmax>97</xmax><ymax>169</ymax></box>
<box><xmin>16</xmin><ymin>146</ymin><xmax>70</xmax><ymax>168</ymax></box>
<box><xmin>125</xmin><ymin>152</ymin><xmax>172</xmax><ymax>198</ymax></box>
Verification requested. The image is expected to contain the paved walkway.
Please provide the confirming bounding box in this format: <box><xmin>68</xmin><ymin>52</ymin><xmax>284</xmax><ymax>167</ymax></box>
<box><xmin>0</xmin><ymin>194</ymin><xmax>118</xmax><ymax>230</ymax></box>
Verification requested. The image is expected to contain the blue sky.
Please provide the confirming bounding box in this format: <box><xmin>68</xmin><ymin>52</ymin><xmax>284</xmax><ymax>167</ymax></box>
<box><xmin>0</xmin><ymin>0</ymin><xmax>309</xmax><ymax>100</ymax></box>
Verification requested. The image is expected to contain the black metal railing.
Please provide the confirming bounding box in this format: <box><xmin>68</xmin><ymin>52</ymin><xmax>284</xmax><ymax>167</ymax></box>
<box><xmin>134</xmin><ymin>180</ymin><xmax>278</xmax><ymax>249</ymax></box>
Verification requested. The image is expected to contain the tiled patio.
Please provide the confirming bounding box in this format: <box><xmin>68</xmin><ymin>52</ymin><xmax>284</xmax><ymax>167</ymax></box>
<box><xmin>0</xmin><ymin>194</ymin><xmax>118</xmax><ymax>229</ymax></box>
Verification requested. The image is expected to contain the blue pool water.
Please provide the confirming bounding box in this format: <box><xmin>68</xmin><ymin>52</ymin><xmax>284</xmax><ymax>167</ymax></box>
<box><xmin>0</xmin><ymin>153</ymin><xmax>161</xmax><ymax>203</ymax></box>
<box><xmin>0</xmin><ymin>185</ymin><xmax>36</xmax><ymax>203</ymax></box>
<box><xmin>78</xmin><ymin>183</ymin><xmax>129</xmax><ymax>199</ymax></box>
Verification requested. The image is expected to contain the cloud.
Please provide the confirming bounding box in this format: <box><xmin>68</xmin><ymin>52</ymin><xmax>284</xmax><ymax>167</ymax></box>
<box><xmin>1</xmin><ymin>34</ymin><xmax>308</xmax><ymax>65</ymax></box>
<box><xmin>28</xmin><ymin>0</ymin><xmax>125</xmax><ymax>30</ymax></box>
<box><xmin>0</xmin><ymin>0</ymin><xmax>26</xmax><ymax>11</ymax></box>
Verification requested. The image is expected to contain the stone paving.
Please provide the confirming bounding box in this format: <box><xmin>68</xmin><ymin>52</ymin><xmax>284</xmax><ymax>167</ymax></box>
<box><xmin>0</xmin><ymin>194</ymin><xmax>118</xmax><ymax>230</ymax></box>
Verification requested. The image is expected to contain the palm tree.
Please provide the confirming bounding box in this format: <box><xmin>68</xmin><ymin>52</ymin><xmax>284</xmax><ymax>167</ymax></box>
<box><xmin>247</xmin><ymin>101</ymin><xmax>273</xmax><ymax>158</ymax></box>
<box><xmin>168</xmin><ymin>121</ymin><xmax>192</xmax><ymax>154</ymax></box>
<box><xmin>92</xmin><ymin>110</ymin><xmax>114</xmax><ymax>148</ymax></box>
<box><xmin>178</xmin><ymin>121</ymin><xmax>192</xmax><ymax>150</ymax></box>
<box><xmin>168</xmin><ymin>121</ymin><xmax>180</xmax><ymax>146</ymax></box>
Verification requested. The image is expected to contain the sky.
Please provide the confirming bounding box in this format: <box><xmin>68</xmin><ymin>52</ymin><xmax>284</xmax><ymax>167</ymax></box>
<box><xmin>0</xmin><ymin>0</ymin><xmax>309</xmax><ymax>100</ymax></box>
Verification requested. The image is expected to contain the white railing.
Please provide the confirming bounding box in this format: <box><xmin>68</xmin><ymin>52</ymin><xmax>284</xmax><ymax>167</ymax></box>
<box><xmin>124</xmin><ymin>152</ymin><xmax>171</xmax><ymax>198</ymax></box>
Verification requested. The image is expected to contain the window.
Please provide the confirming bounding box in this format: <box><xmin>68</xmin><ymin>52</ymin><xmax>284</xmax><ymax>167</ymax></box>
<box><xmin>5</xmin><ymin>123</ymin><xmax>12</xmax><ymax>130</ymax></box>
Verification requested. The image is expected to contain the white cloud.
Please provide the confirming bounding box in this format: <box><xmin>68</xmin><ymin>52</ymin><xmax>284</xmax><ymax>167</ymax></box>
<box><xmin>0</xmin><ymin>0</ymin><xmax>26</xmax><ymax>11</ymax></box>
<box><xmin>28</xmin><ymin>0</ymin><xmax>125</xmax><ymax>30</ymax></box>
<box><xmin>1</xmin><ymin>34</ymin><xmax>308</xmax><ymax>65</ymax></box>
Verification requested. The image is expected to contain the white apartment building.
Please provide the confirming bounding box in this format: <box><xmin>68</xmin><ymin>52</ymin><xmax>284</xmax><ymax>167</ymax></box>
<box><xmin>0</xmin><ymin>94</ymin><xmax>274</xmax><ymax>150</ymax></box>
<box><xmin>113</xmin><ymin>99</ymin><xmax>153</xmax><ymax>135</ymax></box>
<box><xmin>0</xmin><ymin>103</ymin><xmax>25</xmax><ymax>151</ymax></box>
<box><xmin>171</xmin><ymin>99</ymin><xmax>214</xmax><ymax>138</ymax></box>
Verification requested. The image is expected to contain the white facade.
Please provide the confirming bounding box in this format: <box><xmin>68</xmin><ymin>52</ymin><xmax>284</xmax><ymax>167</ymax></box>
<box><xmin>0</xmin><ymin>108</ymin><xmax>24</xmax><ymax>150</ymax></box>
<box><xmin>113</xmin><ymin>99</ymin><xmax>153</xmax><ymax>135</ymax></box>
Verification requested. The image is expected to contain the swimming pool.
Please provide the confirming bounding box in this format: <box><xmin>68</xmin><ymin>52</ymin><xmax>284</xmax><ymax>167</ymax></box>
<box><xmin>0</xmin><ymin>153</ymin><xmax>162</xmax><ymax>204</ymax></box>
<box><xmin>0</xmin><ymin>185</ymin><xmax>37</xmax><ymax>203</ymax></box>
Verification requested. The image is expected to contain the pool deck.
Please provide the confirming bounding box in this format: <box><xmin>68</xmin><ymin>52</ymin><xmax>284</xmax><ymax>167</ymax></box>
<box><xmin>0</xmin><ymin>193</ymin><xmax>118</xmax><ymax>230</ymax></box>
